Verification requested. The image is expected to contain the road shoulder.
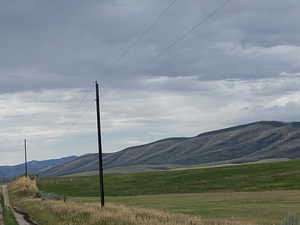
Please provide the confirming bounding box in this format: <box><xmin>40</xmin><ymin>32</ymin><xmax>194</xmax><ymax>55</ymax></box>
<box><xmin>2</xmin><ymin>185</ymin><xmax>32</xmax><ymax>225</ymax></box>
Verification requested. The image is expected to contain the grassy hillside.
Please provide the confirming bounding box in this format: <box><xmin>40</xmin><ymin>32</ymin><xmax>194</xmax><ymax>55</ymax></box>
<box><xmin>41</xmin><ymin>121</ymin><xmax>300</xmax><ymax>177</ymax></box>
<box><xmin>38</xmin><ymin>159</ymin><xmax>300</xmax><ymax>197</ymax></box>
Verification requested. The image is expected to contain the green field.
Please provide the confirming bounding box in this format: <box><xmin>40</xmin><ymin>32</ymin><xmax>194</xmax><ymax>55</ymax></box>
<box><xmin>72</xmin><ymin>190</ymin><xmax>300</xmax><ymax>224</ymax></box>
<box><xmin>38</xmin><ymin>160</ymin><xmax>300</xmax><ymax>224</ymax></box>
<box><xmin>38</xmin><ymin>160</ymin><xmax>300</xmax><ymax>197</ymax></box>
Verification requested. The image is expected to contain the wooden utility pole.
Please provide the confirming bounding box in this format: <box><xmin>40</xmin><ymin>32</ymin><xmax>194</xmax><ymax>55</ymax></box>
<box><xmin>95</xmin><ymin>81</ymin><xmax>105</xmax><ymax>207</ymax></box>
<box><xmin>24</xmin><ymin>139</ymin><xmax>28</xmax><ymax>177</ymax></box>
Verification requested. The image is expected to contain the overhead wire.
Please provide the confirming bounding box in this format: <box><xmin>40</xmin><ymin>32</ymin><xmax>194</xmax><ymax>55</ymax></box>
<box><xmin>113</xmin><ymin>0</ymin><xmax>178</xmax><ymax>64</ymax></box>
<box><xmin>156</xmin><ymin>0</ymin><xmax>232</xmax><ymax>58</ymax></box>
<box><xmin>17</xmin><ymin>0</ymin><xmax>235</xmax><ymax>170</ymax></box>
<box><xmin>60</xmin><ymin>0</ymin><xmax>180</xmax><ymax>137</ymax></box>
<box><xmin>60</xmin><ymin>0</ymin><xmax>232</xmax><ymax>138</ymax></box>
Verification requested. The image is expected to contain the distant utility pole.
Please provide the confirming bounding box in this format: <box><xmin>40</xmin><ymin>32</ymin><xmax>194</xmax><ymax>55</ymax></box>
<box><xmin>24</xmin><ymin>139</ymin><xmax>28</xmax><ymax>177</ymax></box>
<box><xmin>95</xmin><ymin>81</ymin><xmax>105</xmax><ymax>207</ymax></box>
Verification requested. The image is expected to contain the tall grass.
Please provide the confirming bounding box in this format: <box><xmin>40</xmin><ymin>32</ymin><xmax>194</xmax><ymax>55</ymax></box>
<box><xmin>8</xmin><ymin>177</ymin><xmax>256</xmax><ymax>225</ymax></box>
<box><xmin>17</xmin><ymin>198</ymin><xmax>258</xmax><ymax>225</ymax></box>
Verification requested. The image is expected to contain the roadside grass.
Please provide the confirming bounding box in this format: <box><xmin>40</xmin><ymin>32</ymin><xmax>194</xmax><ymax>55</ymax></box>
<box><xmin>8</xmin><ymin>177</ymin><xmax>257</xmax><ymax>225</ymax></box>
<box><xmin>38</xmin><ymin>160</ymin><xmax>300</xmax><ymax>197</ymax></box>
<box><xmin>0</xmin><ymin>194</ymin><xmax>18</xmax><ymax>225</ymax></box>
<box><xmin>3</xmin><ymin>207</ymin><xmax>18</xmax><ymax>225</ymax></box>
<box><xmin>17</xmin><ymin>199</ymin><xmax>255</xmax><ymax>225</ymax></box>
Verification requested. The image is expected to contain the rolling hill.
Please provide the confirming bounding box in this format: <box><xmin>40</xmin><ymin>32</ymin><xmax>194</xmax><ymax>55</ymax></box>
<box><xmin>41</xmin><ymin>121</ymin><xmax>300</xmax><ymax>177</ymax></box>
<box><xmin>0</xmin><ymin>156</ymin><xmax>77</xmax><ymax>181</ymax></box>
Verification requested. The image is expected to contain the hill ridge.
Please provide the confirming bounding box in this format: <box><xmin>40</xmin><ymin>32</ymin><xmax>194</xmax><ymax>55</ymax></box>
<box><xmin>41</xmin><ymin>121</ymin><xmax>300</xmax><ymax>177</ymax></box>
<box><xmin>0</xmin><ymin>156</ymin><xmax>77</xmax><ymax>181</ymax></box>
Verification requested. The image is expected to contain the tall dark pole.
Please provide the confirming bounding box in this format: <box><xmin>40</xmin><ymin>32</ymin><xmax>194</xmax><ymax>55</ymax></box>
<box><xmin>95</xmin><ymin>81</ymin><xmax>105</xmax><ymax>207</ymax></box>
<box><xmin>24</xmin><ymin>139</ymin><xmax>28</xmax><ymax>177</ymax></box>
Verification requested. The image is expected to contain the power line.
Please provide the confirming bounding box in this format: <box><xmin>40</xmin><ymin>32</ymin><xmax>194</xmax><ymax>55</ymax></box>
<box><xmin>157</xmin><ymin>0</ymin><xmax>232</xmax><ymax>58</ymax></box>
<box><xmin>61</xmin><ymin>1</ymin><xmax>175</xmax><ymax>147</ymax></box>
<box><xmin>113</xmin><ymin>0</ymin><xmax>178</xmax><ymax>64</ymax></box>
<box><xmin>64</xmin><ymin>0</ymin><xmax>232</xmax><ymax>137</ymax></box>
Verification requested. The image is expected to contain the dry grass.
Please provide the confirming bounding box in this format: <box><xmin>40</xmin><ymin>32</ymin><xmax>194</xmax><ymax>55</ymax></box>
<box><xmin>8</xmin><ymin>177</ymin><xmax>258</xmax><ymax>225</ymax></box>
<box><xmin>9</xmin><ymin>176</ymin><xmax>38</xmax><ymax>196</ymax></box>
<box><xmin>18</xmin><ymin>198</ymin><xmax>257</xmax><ymax>225</ymax></box>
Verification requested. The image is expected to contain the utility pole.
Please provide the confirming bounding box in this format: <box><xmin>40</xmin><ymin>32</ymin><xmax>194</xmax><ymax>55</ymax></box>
<box><xmin>24</xmin><ymin>139</ymin><xmax>28</xmax><ymax>177</ymax></box>
<box><xmin>95</xmin><ymin>81</ymin><xmax>105</xmax><ymax>207</ymax></box>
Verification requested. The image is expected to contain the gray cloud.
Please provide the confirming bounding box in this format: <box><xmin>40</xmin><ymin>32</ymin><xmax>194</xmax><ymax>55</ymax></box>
<box><xmin>1</xmin><ymin>0</ymin><xmax>300</xmax><ymax>93</ymax></box>
<box><xmin>2</xmin><ymin>75</ymin><xmax>300</xmax><ymax>165</ymax></box>
<box><xmin>1</xmin><ymin>0</ymin><xmax>300</xmax><ymax>164</ymax></box>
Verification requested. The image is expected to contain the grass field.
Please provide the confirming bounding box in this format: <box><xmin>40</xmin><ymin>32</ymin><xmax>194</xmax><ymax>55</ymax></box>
<box><xmin>72</xmin><ymin>190</ymin><xmax>300</xmax><ymax>224</ymax></box>
<box><xmin>8</xmin><ymin>177</ymin><xmax>249</xmax><ymax>225</ymax></box>
<box><xmin>38</xmin><ymin>160</ymin><xmax>300</xmax><ymax>197</ymax></box>
<box><xmin>37</xmin><ymin>160</ymin><xmax>300</xmax><ymax>224</ymax></box>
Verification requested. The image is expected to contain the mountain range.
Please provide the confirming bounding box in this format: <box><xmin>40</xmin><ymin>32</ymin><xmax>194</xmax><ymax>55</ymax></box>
<box><xmin>41</xmin><ymin>121</ymin><xmax>300</xmax><ymax>177</ymax></box>
<box><xmin>0</xmin><ymin>156</ymin><xmax>77</xmax><ymax>181</ymax></box>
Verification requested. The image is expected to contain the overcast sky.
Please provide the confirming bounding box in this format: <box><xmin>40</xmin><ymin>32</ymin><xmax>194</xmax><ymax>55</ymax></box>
<box><xmin>1</xmin><ymin>0</ymin><xmax>300</xmax><ymax>165</ymax></box>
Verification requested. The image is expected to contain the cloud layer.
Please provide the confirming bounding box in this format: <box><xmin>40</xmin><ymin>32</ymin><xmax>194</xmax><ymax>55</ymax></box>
<box><xmin>1</xmin><ymin>0</ymin><xmax>300</xmax><ymax>164</ymax></box>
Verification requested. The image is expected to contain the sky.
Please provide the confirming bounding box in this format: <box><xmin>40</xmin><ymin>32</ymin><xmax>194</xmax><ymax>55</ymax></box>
<box><xmin>1</xmin><ymin>0</ymin><xmax>300</xmax><ymax>165</ymax></box>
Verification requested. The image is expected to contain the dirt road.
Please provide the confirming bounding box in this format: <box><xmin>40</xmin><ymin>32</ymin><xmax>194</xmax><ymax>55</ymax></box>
<box><xmin>1</xmin><ymin>185</ymin><xmax>33</xmax><ymax>225</ymax></box>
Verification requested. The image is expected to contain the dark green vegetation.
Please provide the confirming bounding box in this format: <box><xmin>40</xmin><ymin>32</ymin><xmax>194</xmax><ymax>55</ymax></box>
<box><xmin>38</xmin><ymin>159</ymin><xmax>300</xmax><ymax>197</ymax></box>
<box><xmin>41</xmin><ymin>121</ymin><xmax>300</xmax><ymax>177</ymax></box>
<box><xmin>0</xmin><ymin>195</ymin><xmax>18</xmax><ymax>225</ymax></box>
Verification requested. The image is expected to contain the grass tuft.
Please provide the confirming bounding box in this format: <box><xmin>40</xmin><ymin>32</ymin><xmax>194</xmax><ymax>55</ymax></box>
<box><xmin>9</xmin><ymin>176</ymin><xmax>38</xmax><ymax>199</ymax></box>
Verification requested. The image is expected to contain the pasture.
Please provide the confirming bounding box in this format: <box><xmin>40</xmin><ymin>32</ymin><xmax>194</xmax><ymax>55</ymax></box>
<box><xmin>38</xmin><ymin>160</ymin><xmax>300</xmax><ymax>224</ymax></box>
<box><xmin>38</xmin><ymin>160</ymin><xmax>300</xmax><ymax>197</ymax></box>
<box><xmin>73</xmin><ymin>190</ymin><xmax>300</xmax><ymax>224</ymax></box>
